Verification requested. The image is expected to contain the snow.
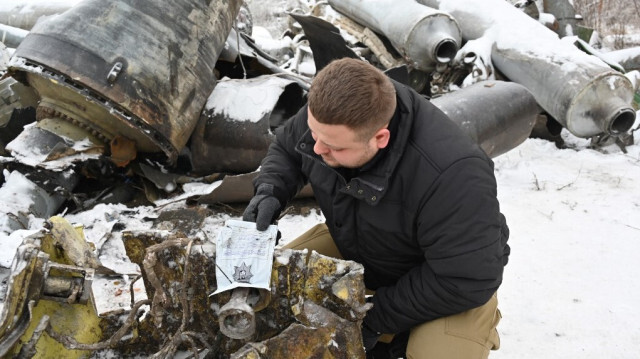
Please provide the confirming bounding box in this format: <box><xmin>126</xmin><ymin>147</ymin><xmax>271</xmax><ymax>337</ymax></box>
<box><xmin>1</xmin><ymin>0</ymin><xmax>640</xmax><ymax>357</ymax></box>
<box><xmin>5</xmin><ymin>132</ymin><xmax>636</xmax><ymax>358</ymax></box>
<box><xmin>204</xmin><ymin>76</ymin><xmax>297</xmax><ymax>123</ymax></box>
<box><xmin>602</xmin><ymin>46</ymin><xmax>640</xmax><ymax>67</ymax></box>
<box><xmin>0</xmin><ymin>0</ymin><xmax>82</xmax><ymax>13</ymax></box>
<box><xmin>490</xmin><ymin>134</ymin><xmax>640</xmax><ymax>359</ymax></box>
<box><xmin>422</xmin><ymin>0</ymin><xmax>608</xmax><ymax>70</ymax></box>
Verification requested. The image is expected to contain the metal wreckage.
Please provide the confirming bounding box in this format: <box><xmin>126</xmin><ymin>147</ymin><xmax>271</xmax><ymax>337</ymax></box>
<box><xmin>0</xmin><ymin>0</ymin><xmax>638</xmax><ymax>357</ymax></box>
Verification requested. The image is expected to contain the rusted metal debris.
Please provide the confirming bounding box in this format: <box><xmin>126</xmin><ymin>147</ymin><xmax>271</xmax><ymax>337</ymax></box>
<box><xmin>417</xmin><ymin>0</ymin><xmax>635</xmax><ymax>137</ymax></box>
<box><xmin>1</xmin><ymin>0</ymin><xmax>639</xmax><ymax>357</ymax></box>
<box><xmin>328</xmin><ymin>0</ymin><xmax>462</xmax><ymax>72</ymax></box>
<box><xmin>1</xmin><ymin>217</ymin><xmax>371</xmax><ymax>358</ymax></box>
<box><xmin>9</xmin><ymin>0</ymin><xmax>243</xmax><ymax>162</ymax></box>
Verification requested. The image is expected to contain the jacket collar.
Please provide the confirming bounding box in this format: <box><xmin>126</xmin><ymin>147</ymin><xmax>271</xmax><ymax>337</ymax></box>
<box><xmin>295</xmin><ymin>81</ymin><xmax>413</xmax><ymax>205</ymax></box>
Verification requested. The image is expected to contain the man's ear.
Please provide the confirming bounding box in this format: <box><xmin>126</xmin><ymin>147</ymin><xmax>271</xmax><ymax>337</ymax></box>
<box><xmin>374</xmin><ymin>128</ymin><xmax>391</xmax><ymax>149</ymax></box>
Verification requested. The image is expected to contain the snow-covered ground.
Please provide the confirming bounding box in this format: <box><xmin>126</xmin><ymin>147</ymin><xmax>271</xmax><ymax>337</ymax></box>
<box><xmin>2</xmin><ymin>0</ymin><xmax>640</xmax><ymax>357</ymax></box>
<box><xmin>489</xmin><ymin>134</ymin><xmax>640</xmax><ymax>358</ymax></box>
<box><xmin>66</xmin><ymin>131</ymin><xmax>640</xmax><ymax>359</ymax></box>
<box><xmin>278</xmin><ymin>132</ymin><xmax>640</xmax><ymax>359</ymax></box>
<box><xmin>2</xmin><ymin>130</ymin><xmax>638</xmax><ymax>358</ymax></box>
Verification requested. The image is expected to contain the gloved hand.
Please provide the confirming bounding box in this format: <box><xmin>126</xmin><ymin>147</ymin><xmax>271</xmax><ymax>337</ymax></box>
<box><xmin>361</xmin><ymin>322</ymin><xmax>381</xmax><ymax>352</ymax></box>
<box><xmin>242</xmin><ymin>183</ymin><xmax>282</xmax><ymax>231</ymax></box>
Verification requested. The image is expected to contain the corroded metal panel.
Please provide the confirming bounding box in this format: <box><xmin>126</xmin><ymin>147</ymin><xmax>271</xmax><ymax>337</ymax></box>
<box><xmin>10</xmin><ymin>0</ymin><xmax>242</xmax><ymax>161</ymax></box>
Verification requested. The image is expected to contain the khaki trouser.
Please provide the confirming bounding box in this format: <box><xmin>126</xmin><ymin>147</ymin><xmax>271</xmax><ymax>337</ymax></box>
<box><xmin>283</xmin><ymin>224</ymin><xmax>502</xmax><ymax>359</ymax></box>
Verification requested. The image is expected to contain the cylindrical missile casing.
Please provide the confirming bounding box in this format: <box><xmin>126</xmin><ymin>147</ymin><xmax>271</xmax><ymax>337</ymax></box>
<box><xmin>0</xmin><ymin>0</ymin><xmax>78</xmax><ymax>30</ymax></box>
<box><xmin>432</xmin><ymin>80</ymin><xmax>539</xmax><ymax>158</ymax></box>
<box><xmin>418</xmin><ymin>0</ymin><xmax>636</xmax><ymax>138</ymax></box>
<box><xmin>9</xmin><ymin>0</ymin><xmax>242</xmax><ymax>161</ymax></box>
<box><xmin>0</xmin><ymin>24</ymin><xmax>29</xmax><ymax>48</ymax></box>
<box><xmin>492</xmin><ymin>48</ymin><xmax>635</xmax><ymax>137</ymax></box>
<box><xmin>328</xmin><ymin>0</ymin><xmax>461</xmax><ymax>71</ymax></box>
<box><xmin>190</xmin><ymin>76</ymin><xmax>304</xmax><ymax>175</ymax></box>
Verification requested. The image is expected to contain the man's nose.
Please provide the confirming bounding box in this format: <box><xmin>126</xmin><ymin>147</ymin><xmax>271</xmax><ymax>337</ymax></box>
<box><xmin>314</xmin><ymin>140</ymin><xmax>329</xmax><ymax>155</ymax></box>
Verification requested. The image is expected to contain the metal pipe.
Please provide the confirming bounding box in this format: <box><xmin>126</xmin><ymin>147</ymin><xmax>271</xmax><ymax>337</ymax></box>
<box><xmin>9</xmin><ymin>0</ymin><xmax>243</xmax><ymax>162</ymax></box>
<box><xmin>0</xmin><ymin>24</ymin><xmax>28</xmax><ymax>48</ymax></box>
<box><xmin>0</xmin><ymin>0</ymin><xmax>78</xmax><ymax>31</ymax></box>
<box><xmin>543</xmin><ymin>0</ymin><xmax>579</xmax><ymax>37</ymax></box>
<box><xmin>218</xmin><ymin>287</ymin><xmax>256</xmax><ymax>340</ymax></box>
<box><xmin>602</xmin><ymin>47</ymin><xmax>640</xmax><ymax>72</ymax></box>
<box><xmin>418</xmin><ymin>0</ymin><xmax>636</xmax><ymax>138</ymax></box>
<box><xmin>492</xmin><ymin>49</ymin><xmax>635</xmax><ymax>137</ymax></box>
<box><xmin>328</xmin><ymin>0</ymin><xmax>461</xmax><ymax>71</ymax></box>
<box><xmin>189</xmin><ymin>75</ymin><xmax>305</xmax><ymax>175</ymax></box>
<box><xmin>0</xmin><ymin>169</ymin><xmax>71</xmax><ymax>235</ymax></box>
<box><xmin>431</xmin><ymin>80</ymin><xmax>539</xmax><ymax>158</ymax></box>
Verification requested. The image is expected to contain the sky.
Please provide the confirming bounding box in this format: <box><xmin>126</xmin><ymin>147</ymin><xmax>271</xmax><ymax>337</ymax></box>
<box><xmin>2</xmin><ymin>0</ymin><xmax>640</xmax><ymax>358</ymax></box>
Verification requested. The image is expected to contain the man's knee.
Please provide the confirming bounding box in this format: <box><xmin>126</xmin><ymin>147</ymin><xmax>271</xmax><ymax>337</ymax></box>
<box><xmin>281</xmin><ymin>223</ymin><xmax>343</xmax><ymax>259</ymax></box>
<box><xmin>406</xmin><ymin>294</ymin><xmax>501</xmax><ymax>359</ymax></box>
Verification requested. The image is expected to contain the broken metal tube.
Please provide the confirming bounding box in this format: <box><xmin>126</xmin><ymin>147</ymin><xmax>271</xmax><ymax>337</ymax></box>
<box><xmin>328</xmin><ymin>0</ymin><xmax>461</xmax><ymax>71</ymax></box>
<box><xmin>418</xmin><ymin>0</ymin><xmax>636</xmax><ymax>138</ymax></box>
<box><xmin>189</xmin><ymin>75</ymin><xmax>304</xmax><ymax>175</ymax></box>
<box><xmin>431</xmin><ymin>80</ymin><xmax>539</xmax><ymax>158</ymax></box>
<box><xmin>0</xmin><ymin>1</ymin><xmax>77</xmax><ymax>31</ymax></box>
<box><xmin>0</xmin><ymin>24</ymin><xmax>28</xmax><ymax>48</ymax></box>
<box><xmin>9</xmin><ymin>0</ymin><xmax>243</xmax><ymax>162</ymax></box>
<box><xmin>218</xmin><ymin>287</ymin><xmax>256</xmax><ymax>340</ymax></box>
<box><xmin>42</xmin><ymin>276</ymin><xmax>82</xmax><ymax>300</ymax></box>
<box><xmin>491</xmin><ymin>48</ymin><xmax>636</xmax><ymax>137</ymax></box>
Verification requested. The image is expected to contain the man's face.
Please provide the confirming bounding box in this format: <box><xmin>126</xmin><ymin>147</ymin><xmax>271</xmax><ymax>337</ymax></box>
<box><xmin>307</xmin><ymin>108</ymin><xmax>389</xmax><ymax>169</ymax></box>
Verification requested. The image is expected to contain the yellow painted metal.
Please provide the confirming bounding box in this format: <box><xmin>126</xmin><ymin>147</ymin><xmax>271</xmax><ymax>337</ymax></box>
<box><xmin>3</xmin><ymin>218</ymin><xmax>105</xmax><ymax>357</ymax></box>
<box><xmin>7</xmin><ymin>300</ymin><xmax>103</xmax><ymax>359</ymax></box>
<box><xmin>43</xmin><ymin>216</ymin><xmax>100</xmax><ymax>269</ymax></box>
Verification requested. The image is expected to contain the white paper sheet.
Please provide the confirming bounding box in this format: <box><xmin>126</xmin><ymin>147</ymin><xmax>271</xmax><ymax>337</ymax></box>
<box><xmin>212</xmin><ymin>219</ymin><xmax>277</xmax><ymax>295</ymax></box>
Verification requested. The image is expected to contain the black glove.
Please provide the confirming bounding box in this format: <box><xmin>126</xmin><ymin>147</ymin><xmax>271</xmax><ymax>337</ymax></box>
<box><xmin>361</xmin><ymin>322</ymin><xmax>381</xmax><ymax>352</ymax></box>
<box><xmin>242</xmin><ymin>183</ymin><xmax>282</xmax><ymax>231</ymax></box>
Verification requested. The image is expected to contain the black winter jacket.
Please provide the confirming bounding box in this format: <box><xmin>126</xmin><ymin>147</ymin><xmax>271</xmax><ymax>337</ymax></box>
<box><xmin>255</xmin><ymin>81</ymin><xmax>510</xmax><ymax>334</ymax></box>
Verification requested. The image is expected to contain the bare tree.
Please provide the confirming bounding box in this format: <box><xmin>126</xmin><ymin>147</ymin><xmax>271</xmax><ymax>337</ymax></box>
<box><xmin>572</xmin><ymin>0</ymin><xmax>640</xmax><ymax>48</ymax></box>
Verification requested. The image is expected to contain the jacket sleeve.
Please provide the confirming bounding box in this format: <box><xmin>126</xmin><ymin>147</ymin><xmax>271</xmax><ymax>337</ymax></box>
<box><xmin>363</xmin><ymin>156</ymin><xmax>509</xmax><ymax>334</ymax></box>
<box><xmin>253</xmin><ymin>105</ymin><xmax>310</xmax><ymax>205</ymax></box>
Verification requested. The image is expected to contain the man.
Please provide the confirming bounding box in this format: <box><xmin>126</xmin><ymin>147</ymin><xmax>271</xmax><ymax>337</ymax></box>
<box><xmin>243</xmin><ymin>58</ymin><xmax>509</xmax><ymax>358</ymax></box>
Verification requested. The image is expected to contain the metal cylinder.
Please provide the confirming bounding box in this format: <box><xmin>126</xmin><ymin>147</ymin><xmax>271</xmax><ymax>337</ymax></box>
<box><xmin>43</xmin><ymin>276</ymin><xmax>81</xmax><ymax>299</ymax></box>
<box><xmin>189</xmin><ymin>75</ymin><xmax>305</xmax><ymax>175</ymax></box>
<box><xmin>543</xmin><ymin>0</ymin><xmax>579</xmax><ymax>37</ymax></box>
<box><xmin>0</xmin><ymin>169</ymin><xmax>72</xmax><ymax>234</ymax></box>
<box><xmin>602</xmin><ymin>47</ymin><xmax>640</xmax><ymax>72</ymax></box>
<box><xmin>418</xmin><ymin>0</ymin><xmax>636</xmax><ymax>138</ymax></box>
<box><xmin>328</xmin><ymin>0</ymin><xmax>461</xmax><ymax>71</ymax></box>
<box><xmin>493</xmin><ymin>48</ymin><xmax>635</xmax><ymax>137</ymax></box>
<box><xmin>9</xmin><ymin>0</ymin><xmax>242</xmax><ymax>162</ymax></box>
<box><xmin>431</xmin><ymin>81</ymin><xmax>539</xmax><ymax>158</ymax></box>
<box><xmin>0</xmin><ymin>0</ymin><xmax>78</xmax><ymax>30</ymax></box>
<box><xmin>0</xmin><ymin>24</ymin><xmax>28</xmax><ymax>48</ymax></box>
<box><xmin>1</xmin><ymin>41</ymin><xmax>9</xmax><ymax>70</ymax></box>
<box><xmin>218</xmin><ymin>287</ymin><xmax>256</xmax><ymax>340</ymax></box>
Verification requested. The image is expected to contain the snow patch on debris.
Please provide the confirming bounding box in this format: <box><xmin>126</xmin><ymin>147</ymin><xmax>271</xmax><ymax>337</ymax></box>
<box><xmin>205</xmin><ymin>76</ymin><xmax>295</xmax><ymax>123</ymax></box>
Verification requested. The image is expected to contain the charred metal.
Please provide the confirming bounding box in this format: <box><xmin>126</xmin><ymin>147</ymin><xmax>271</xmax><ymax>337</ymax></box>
<box><xmin>0</xmin><ymin>0</ymin><xmax>638</xmax><ymax>357</ymax></box>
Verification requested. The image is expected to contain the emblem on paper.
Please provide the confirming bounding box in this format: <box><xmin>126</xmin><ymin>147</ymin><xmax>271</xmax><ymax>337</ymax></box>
<box><xmin>233</xmin><ymin>262</ymin><xmax>253</xmax><ymax>283</ymax></box>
